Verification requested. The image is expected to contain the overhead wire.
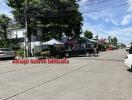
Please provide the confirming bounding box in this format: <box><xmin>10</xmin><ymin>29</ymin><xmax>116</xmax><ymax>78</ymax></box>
<box><xmin>79</xmin><ymin>0</ymin><xmax>110</xmax><ymax>8</ymax></box>
<box><xmin>77</xmin><ymin>0</ymin><xmax>128</xmax><ymax>14</ymax></box>
<box><xmin>82</xmin><ymin>3</ymin><xmax>127</xmax><ymax>14</ymax></box>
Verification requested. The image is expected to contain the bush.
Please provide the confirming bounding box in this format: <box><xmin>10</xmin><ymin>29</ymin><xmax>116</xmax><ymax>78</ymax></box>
<box><xmin>98</xmin><ymin>44</ymin><xmax>106</xmax><ymax>51</ymax></box>
<box><xmin>16</xmin><ymin>49</ymin><xmax>27</xmax><ymax>58</ymax></box>
<box><xmin>16</xmin><ymin>49</ymin><xmax>34</xmax><ymax>57</ymax></box>
<box><xmin>0</xmin><ymin>39</ymin><xmax>6</xmax><ymax>48</ymax></box>
<box><xmin>40</xmin><ymin>51</ymin><xmax>50</xmax><ymax>57</ymax></box>
<box><xmin>33</xmin><ymin>52</ymin><xmax>41</xmax><ymax>56</ymax></box>
<box><xmin>0</xmin><ymin>39</ymin><xmax>21</xmax><ymax>51</ymax></box>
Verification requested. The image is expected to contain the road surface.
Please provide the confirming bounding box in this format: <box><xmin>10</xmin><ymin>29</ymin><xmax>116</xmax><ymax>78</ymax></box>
<box><xmin>0</xmin><ymin>49</ymin><xmax>132</xmax><ymax>100</ymax></box>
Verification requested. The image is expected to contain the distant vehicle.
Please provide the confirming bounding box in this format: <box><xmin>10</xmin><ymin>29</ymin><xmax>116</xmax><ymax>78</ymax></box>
<box><xmin>125</xmin><ymin>54</ymin><xmax>132</xmax><ymax>70</ymax></box>
<box><xmin>126</xmin><ymin>44</ymin><xmax>131</xmax><ymax>51</ymax></box>
<box><xmin>0</xmin><ymin>48</ymin><xmax>16</xmax><ymax>59</ymax></box>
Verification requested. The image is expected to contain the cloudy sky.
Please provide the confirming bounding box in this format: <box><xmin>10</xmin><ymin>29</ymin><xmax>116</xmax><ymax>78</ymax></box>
<box><xmin>78</xmin><ymin>0</ymin><xmax>132</xmax><ymax>44</ymax></box>
<box><xmin>0</xmin><ymin>0</ymin><xmax>132</xmax><ymax>44</ymax></box>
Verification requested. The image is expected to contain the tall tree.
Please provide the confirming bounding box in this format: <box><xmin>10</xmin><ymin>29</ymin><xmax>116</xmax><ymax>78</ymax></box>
<box><xmin>84</xmin><ymin>30</ymin><xmax>93</xmax><ymax>39</ymax></box>
<box><xmin>108</xmin><ymin>36</ymin><xmax>118</xmax><ymax>46</ymax></box>
<box><xmin>112</xmin><ymin>37</ymin><xmax>118</xmax><ymax>46</ymax></box>
<box><xmin>7</xmin><ymin>0</ymin><xmax>83</xmax><ymax>40</ymax></box>
<box><xmin>0</xmin><ymin>14</ymin><xmax>11</xmax><ymax>42</ymax></box>
<box><xmin>108</xmin><ymin>36</ymin><xmax>111</xmax><ymax>43</ymax></box>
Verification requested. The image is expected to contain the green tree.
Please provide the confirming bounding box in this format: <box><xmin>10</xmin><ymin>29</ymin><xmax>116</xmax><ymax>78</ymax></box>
<box><xmin>84</xmin><ymin>30</ymin><xmax>93</xmax><ymax>39</ymax></box>
<box><xmin>7</xmin><ymin>0</ymin><xmax>83</xmax><ymax>40</ymax></box>
<box><xmin>108</xmin><ymin>36</ymin><xmax>118</xmax><ymax>46</ymax></box>
<box><xmin>112</xmin><ymin>37</ymin><xmax>118</xmax><ymax>46</ymax></box>
<box><xmin>108</xmin><ymin>36</ymin><xmax>111</xmax><ymax>43</ymax></box>
<box><xmin>0</xmin><ymin>14</ymin><xmax>11</xmax><ymax>42</ymax></box>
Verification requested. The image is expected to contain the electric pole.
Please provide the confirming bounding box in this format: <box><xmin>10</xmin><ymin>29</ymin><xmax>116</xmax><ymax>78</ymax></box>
<box><xmin>24</xmin><ymin>0</ymin><xmax>28</xmax><ymax>58</ymax></box>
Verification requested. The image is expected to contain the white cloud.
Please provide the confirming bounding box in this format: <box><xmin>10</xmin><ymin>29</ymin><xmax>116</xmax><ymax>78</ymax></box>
<box><xmin>103</xmin><ymin>17</ymin><xmax>119</xmax><ymax>26</ymax></box>
<box><xmin>0</xmin><ymin>1</ymin><xmax>13</xmax><ymax>18</ymax></box>
<box><xmin>81</xmin><ymin>0</ymin><xmax>87</xmax><ymax>2</ymax></box>
<box><xmin>106</xmin><ymin>26</ymin><xmax>132</xmax><ymax>44</ymax></box>
<box><xmin>79</xmin><ymin>0</ymin><xmax>89</xmax><ymax>5</ymax></box>
<box><xmin>121</xmin><ymin>26</ymin><xmax>132</xmax><ymax>34</ymax></box>
<box><xmin>85</xmin><ymin>14</ymin><xmax>99</xmax><ymax>20</ymax></box>
<box><xmin>105</xmin><ymin>18</ymin><xmax>109</xmax><ymax>23</ymax></box>
<box><xmin>80</xmin><ymin>0</ymin><xmax>132</xmax><ymax>44</ymax></box>
<box><xmin>121</xmin><ymin>0</ymin><xmax>132</xmax><ymax>25</ymax></box>
<box><xmin>127</xmin><ymin>0</ymin><xmax>132</xmax><ymax>12</ymax></box>
<box><xmin>111</xmin><ymin>20</ymin><xmax>119</xmax><ymax>26</ymax></box>
<box><xmin>82</xmin><ymin>22</ymin><xmax>109</xmax><ymax>39</ymax></box>
<box><xmin>108</xmin><ymin>26</ymin><xmax>132</xmax><ymax>37</ymax></box>
<box><xmin>82</xmin><ymin>21</ymin><xmax>132</xmax><ymax>44</ymax></box>
<box><xmin>125</xmin><ymin>32</ymin><xmax>132</xmax><ymax>36</ymax></box>
<box><xmin>84</xmin><ymin>11</ymin><xmax>120</xmax><ymax>26</ymax></box>
<box><xmin>121</xmin><ymin>14</ymin><xmax>132</xmax><ymax>25</ymax></box>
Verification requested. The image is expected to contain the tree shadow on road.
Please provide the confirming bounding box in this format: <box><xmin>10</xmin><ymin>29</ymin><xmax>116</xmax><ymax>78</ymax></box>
<box><xmin>74</xmin><ymin>57</ymin><xmax>123</xmax><ymax>62</ymax></box>
<box><xmin>91</xmin><ymin>58</ymin><xmax>123</xmax><ymax>62</ymax></box>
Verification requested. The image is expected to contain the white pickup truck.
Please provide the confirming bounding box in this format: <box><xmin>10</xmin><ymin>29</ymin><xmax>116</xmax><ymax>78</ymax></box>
<box><xmin>125</xmin><ymin>54</ymin><xmax>132</xmax><ymax>70</ymax></box>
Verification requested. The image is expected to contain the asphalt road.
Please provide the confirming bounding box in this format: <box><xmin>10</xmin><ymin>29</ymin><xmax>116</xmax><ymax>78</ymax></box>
<box><xmin>0</xmin><ymin>49</ymin><xmax>132</xmax><ymax>100</ymax></box>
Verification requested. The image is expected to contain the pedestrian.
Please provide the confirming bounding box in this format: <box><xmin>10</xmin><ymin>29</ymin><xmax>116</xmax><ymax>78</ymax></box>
<box><xmin>96</xmin><ymin>47</ymin><xmax>99</xmax><ymax>56</ymax></box>
<box><xmin>93</xmin><ymin>47</ymin><xmax>96</xmax><ymax>56</ymax></box>
<box><xmin>32</xmin><ymin>48</ymin><xmax>35</xmax><ymax>57</ymax></box>
<box><xmin>129</xmin><ymin>43</ymin><xmax>132</xmax><ymax>54</ymax></box>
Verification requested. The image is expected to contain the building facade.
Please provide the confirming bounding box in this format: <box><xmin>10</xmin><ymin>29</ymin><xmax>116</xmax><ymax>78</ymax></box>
<box><xmin>7</xmin><ymin>28</ymin><xmax>43</xmax><ymax>52</ymax></box>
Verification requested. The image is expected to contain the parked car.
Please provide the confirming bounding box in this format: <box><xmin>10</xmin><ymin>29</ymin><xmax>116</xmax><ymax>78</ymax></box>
<box><xmin>65</xmin><ymin>46</ymin><xmax>86</xmax><ymax>57</ymax></box>
<box><xmin>85</xmin><ymin>48</ymin><xmax>98</xmax><ymax>56</ymax></box>
<box><xmin>0</xmin><ymin>48</ymin><xmax>16</xmax><ymax>59</ymax></box>
<box><xmin>125</xmin><ymin>54</ymin><xmax>132</xmax><ymax>70</ymax></box>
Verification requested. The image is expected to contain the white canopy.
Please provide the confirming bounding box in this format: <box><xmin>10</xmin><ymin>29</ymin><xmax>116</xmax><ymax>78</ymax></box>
<box><xmin>42</xmin><ymin>39</ymin><xmax>64</xmax><ymax>45</ymax></box>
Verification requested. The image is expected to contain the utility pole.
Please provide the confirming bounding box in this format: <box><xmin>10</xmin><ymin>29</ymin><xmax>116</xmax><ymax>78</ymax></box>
<box><xmin>24</xmin><ymin>0</ymin><xmax>28</xmax><ymax>58</ymax></box>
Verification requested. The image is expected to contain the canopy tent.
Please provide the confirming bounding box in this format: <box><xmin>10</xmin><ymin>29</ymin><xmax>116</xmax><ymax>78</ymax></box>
<box><xmin>42</xmin><ymin>39</ymin><xmax>64</xmax><ymax>57</ymax></box>
<box><xmin>42</xmin><ymin>39</ymin><xmax>64</xmax><ymax>45</ymax></box>
<box><xmin>89</xmin><ymin>39</ymin><xmax>98</xmax><ymax>43</ymax></box>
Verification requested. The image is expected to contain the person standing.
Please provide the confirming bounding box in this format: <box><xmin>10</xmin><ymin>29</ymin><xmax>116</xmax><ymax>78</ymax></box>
<box><xmin>93</xmin><ymin>47</ymin><xmax>96</xmax><ymax>56</ymax></box>
<box><xmin>96</xmin><ymin>47</ymin><xmax>99</xmax><ymax>56</ymax></box>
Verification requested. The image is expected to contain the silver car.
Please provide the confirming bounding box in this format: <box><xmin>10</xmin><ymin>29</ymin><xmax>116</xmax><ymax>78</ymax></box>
<box><xmin>0</xmin><ymin>48</ymin><xmax>16</xmax><ymax>59</ymax></box>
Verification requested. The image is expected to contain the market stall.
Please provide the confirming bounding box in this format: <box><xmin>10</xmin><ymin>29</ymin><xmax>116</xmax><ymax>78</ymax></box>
<box><xmin>42</xmin><ymin>39</ymin><xmax>64</xmax><ymax>57</ymax></box>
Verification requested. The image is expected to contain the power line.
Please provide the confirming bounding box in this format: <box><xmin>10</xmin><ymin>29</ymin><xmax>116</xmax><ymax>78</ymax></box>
<box><xmin>79</xmin><ymin>0</ymin><xmax>125</xmax><ymax>9</ymax></box>
<box><xmin>78</xmin><ymin>0</ymin><xmax>127</xmax><ymax>14</ymax></box>
<box><xmin>81</xmin><ymin>3</ymin><xmax>127</xmax><ymax>14</ymax></box>
<box><xmin>83</xmin><ymin>3</ymin><xmax>127</xmax><ymax>12</ymax></box>
<box><xmin>79</xmin><ymin>0</ymin><xmax>110</xmax><ymax>8</ymax></box>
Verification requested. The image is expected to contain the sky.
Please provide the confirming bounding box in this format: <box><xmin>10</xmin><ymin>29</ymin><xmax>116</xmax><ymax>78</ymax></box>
<box><xmin>0</xmin><ymin>0</ymin><xmax>132</xmax><ymax>44</ymax></box>
<box><xmin>78</xmin><ymin>0</ymin><xmax>132</xmax><ymax>44</ymax></box>
<box><xmin>0</xmin><ymin>0</ymin><xmax>12</xmax><ymax>17</ymax></box>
